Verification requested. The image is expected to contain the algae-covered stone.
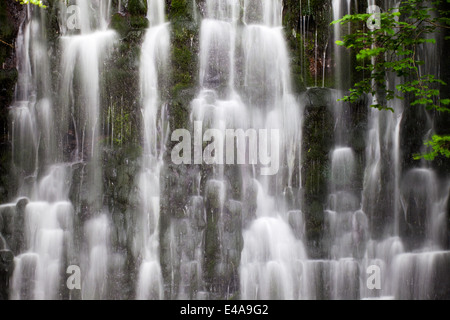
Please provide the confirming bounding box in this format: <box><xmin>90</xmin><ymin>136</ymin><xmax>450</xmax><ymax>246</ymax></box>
<box><xmin>0</xmin><ymin>1</ymin><xmax>23</xmax><ymax>205</ymax></box>
<box><xmin>128</xmin><ymin>0</ymin><xmax>147</xmax><ymax>16</ymax></box>
<box><xmin>11</xmin><ymin>198</ymin><xmax>28</xmax><ymax>254</ymax></box>
<box><xmin>0</xmin><ymin>249</ymin><xmax>14</xmax><ymax>300</ymax></box>
<box><xmin>0</xmin><ymin>205</ymin><xmax>14</xmax><ymax>245</ymax></box>
<box><xmin>304</xmin><ymin>87</ymin><xmax>333</xmax><ymax>108</ymax></box>
<box><xmin>302</xmin><ymin>88</ymin><xmax>334</xmax><ymax>258</ymax></box>
<box><xmin>130</xmin><ymin>15</ymin><xmax>149</xmax><ymax>29</ymax></box>
<box><xmin>110</xmin><ymin>13</ymin><xmax>131</xmax><ymax>38</ymax></box>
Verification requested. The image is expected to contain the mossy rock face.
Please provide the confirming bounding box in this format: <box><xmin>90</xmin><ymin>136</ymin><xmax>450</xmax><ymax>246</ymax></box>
<box><xmin>0</xmin><ymin>145</ymin><xmax>12</xmax><ymax>204</ymax></box>
<box><xmin>102</xmin><ymin>144</ymin><xmax>142</xmax><ymax>212</ymax></box>
<box><xmin>304</xmin><ymin>87</ymin><xmax>332</xmax><ymax>107</ymax></box>
<box><xmin>0</xmin><ymin>6</ymin><xmax>14</xmax><ymax>64</ymax></box>
<box><xmin>432</xmin><ymin>21</ymin><xmax>450</xmax><ymax>178</ymax></box>
<box><xmin>0</xmin><ymin>2</ymin><xmax>23</xmax><ymax>207</ymax></box>
<box><xmin>128</xmin><ymin>0</ymin><xmax>147</xmax><ymax>16</ymax></box>
<box><xmin>0</xmin><ymin>0</ymin><xmax>21</xmax><ymax>127</ymax></box>
<box><xmin>400</xmin><ymin>101</ymin><xmax>430</xmax><ymax>171</ymax></box>
<box><xmin>102</xmin><ymin>13</ymin><xmax>147</xmax><ymax>150</ymax></box>
<box><xmin>0</xmin><ymin>249</ymin><xmax>14</xmax><ymax>300</ymax></box>
<box><xmin>130</xmin><ymin>15</ymin><xmax>149</xmax><ymax>29</ymax></box>
<box><xmin>169</xmin><ymin>86</ymin><xmax>195</xmax><ymax>134</ymax></box>
<box><xmin>110</xmin><ymin>13</ymin><xmax>132</xmax><ymax>38</ymax></box>
<box><xmin>165</xmin><ymin>0</ymin><xmax>199</xmax><ymax>157</ymax></box>
<box><xmin>349</xmin><ymin>96</ymin><xmax>368</xmax><ymax>194</ymax></box>
<box><xmin>282</xmin><ymin>0</ymin><xmax>332</xmax><ymax>90</ymax></box>
<box><xmin>0</xmin><ymin>1</ymin><xmax>23</xmax><ymax>63</ymax></box>
<box><xmin>302</xmin><ymin>89</ymin><xmax>334</xmax><ymax>258</ymax></box>
<box><xmin>170</xmin><ymin>0</ymin><xmax>194</xmax><ymax>20</ymax></box>
<box><xmin>0</xmin><ymin>69</ymin><xmax>17</xmax><ymax>134</ymax></box>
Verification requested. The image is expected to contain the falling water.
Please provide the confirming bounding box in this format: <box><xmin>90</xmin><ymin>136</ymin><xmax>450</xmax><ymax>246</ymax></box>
<box><xmin>7</xmin><ymin>1</ymin><xmax>117</xmax><ymax>300</ymax></box>
<box><xmin>238</xmin><ymin>0</ymin><xmax>306</xmax><ymax>300</ymax></box>
<box><xmin>135</xmin><ymin>0</ymin><xmax>169</xmax><ymax>300</ymax></box>
<box><xmin>332</xmin><ymin>0</ymin><xmax>351</xmax><ymax>90</ymax></box>
<box><xmin>0</xmin><ymin>0</ymin><xmax>448</xmax><ymax>301</ymax></box>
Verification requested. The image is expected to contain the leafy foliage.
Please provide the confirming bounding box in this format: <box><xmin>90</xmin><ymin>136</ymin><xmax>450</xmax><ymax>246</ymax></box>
<box><xmin>15</xmin><ymin>0</ymin><xmax>47</xmax><ymax>9</ymax></box>
<box><xmin>332</xmin><ymin>0</ymin><xmax>450</xmax><ymax>159</ymax></box>
<box><xmin>414</xmin><ymin>135</ymin><xmax>450</xmax><ymax>160</ymax></box>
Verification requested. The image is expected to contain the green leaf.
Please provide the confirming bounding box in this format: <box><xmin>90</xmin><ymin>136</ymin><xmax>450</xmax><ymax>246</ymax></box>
<box><xmin>331</xmin><ymin>0</ymin><xmax>450</xmax><ymax>160</ymax></box>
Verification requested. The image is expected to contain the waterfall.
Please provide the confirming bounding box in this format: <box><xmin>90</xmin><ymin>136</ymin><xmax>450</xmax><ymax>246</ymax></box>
<box><xmin>332</xmin><ymin>0</ymin><xmax>352</xmax><ymax>90</ymax></box>
<box><xmin>135</xmin><ymin>0</ymin><xmax>169</xmax><ymax>300</ymax></box>
<box><xmin>0</xmin><ymin>0</ymin><xmax>448</xmax><ymax>301</ymax></box>
<box><xmin>8</xmin><ymin>1</ymin><xmax>117</xmax><ymax>300</ymax></box>
<box><xmin>163</xmin><ymin>0</ymin><xmax>244</xmax><ymax>299</ymax></box>
<box><xmin>240</xmin><ymin>216</ymin><xmax>308</xmax><ymax>299</ymax></box>
<box><xmin>9</xmin><ymin>4</ymin><xmax>72</xmax><ymax>300</ymax></box>
<box><xmin>238</xmin><ymin>0</ymin><xmax>306</xmax><ymax>300</ymax></box>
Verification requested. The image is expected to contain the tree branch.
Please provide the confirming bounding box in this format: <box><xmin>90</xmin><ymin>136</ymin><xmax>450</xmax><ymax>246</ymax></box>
<box><xmin>0</xmin><ymin>38</ymin><xmax>14</xmax><ymax>49</ymax></box>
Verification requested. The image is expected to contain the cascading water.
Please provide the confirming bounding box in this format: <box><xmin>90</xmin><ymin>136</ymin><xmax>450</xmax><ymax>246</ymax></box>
<box><xmin>162</xmin><ymin>0</ymin><xmax>244</xmax><ymax>300</ymax></box>
<box><xmin>5</xmin><ymin>1</ymin><xmax>117</xmax><ymax>300</ymax></box>
<box><xmin>0</xmin><ymin>0</ymin><xmax>448</xmax><ymax>301</ymax></box>
<box><xmin>8</xmin><ymin>4</ymin><xmax>74</xmax><ymax>300</ymax></box>
<box><xmin>135</xmin><ymin>0</ymin><xmax>169</xmax><ymax>300</ymax></box>
<box><xmin>238</xmin><ymin>0</ymin><xmax>307</xmax><ymax>300</ymax></box>
<box><xmin>322</xmin><ymin>0</ymin><xmax>450</xmax><ymax>300</ymax></box>
<box><xmin>160</xmin><ymin>0</ymin><xmax>306</xmax><ymax>300</ymax></box>
<box><xmin>332</xmin><ymin>0</ymin><xmax>352</xmax><ymax>90</ymax></box>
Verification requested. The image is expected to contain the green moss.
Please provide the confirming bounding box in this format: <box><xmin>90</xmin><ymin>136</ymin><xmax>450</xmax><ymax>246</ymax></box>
<box><xmin>166</xmin><ymin>0</ymin><xmax>199</xmax><ymax>137</ymax></box>
<box><xmin>282</xmin><ymin>0</ymin><xmax>332</xmax><ymax>89</ymax></box>
<box><xmin>303</xmin><ymin>103</ymin><xmax>333</xmax><ymax>200</ymax></box>
<box><xmin>0</xmin><ymin>2</ymin><xmax>14</xmax><ymax>38</ymax></box>
<box><xmin>0</xmin><ymin>1</ymin><xmax>20</xmax><ymax>65</ymax></box>
<box><xmin>170</xmin><ymin>0</ymin><xmax>192</xmax><ymax>20</ymax></box>
<box><xmin>171</xmin><ymin>21</ymin><xmax>197</xmax><ymax>90</ymax></box>
<box><xmin>0</xmin><ymin>68</ymin><xmax>17</xmax><ymax>105</ymax></box>
<box><xmin>302</xmin><ymin>96</ymin><xmax>334</xmax><ymax>258</ymax></box>
<box><xmin>110</xmin><ymin>13</ymin><xmax>131</xmax><ymax>37</ymax></box>
<box><xmin>0</xmin><ymin>145</ymin><xmax>11</xmax><ymax>203</ymax></box>
<box><xmin>173</xmin><ymin>38</ymin><xmax>192</xmax><ymax>66</ymax></box>
<box><xmin>0</xmin><ymin>69</ymin><xmax>17</xmax><ymax>147</ymax></box>
<box><xmin>101</xmin><ymin>3</ymin><xmax>150</xmax><ymax>149</ymax></box>
<box><xmin>128</xmin><ymin>0</ymin><xmax>147</xmax><ymax>16</ymax></box>
<box><xmin>130</xmin><ymin>15</ymin><xmax>149</xmax><ymax>29</ymax></box>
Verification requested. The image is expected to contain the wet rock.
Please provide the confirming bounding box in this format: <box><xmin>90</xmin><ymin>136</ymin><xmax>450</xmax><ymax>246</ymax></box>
<box><xmin>0</xmin><ymin>249</ymin><xmax>14</xmax><ymax>300</ymax></box>
<box><xmin>302</xmin><ymin>90</ymin><xmax>334</xmax><ymax>258</ymax></box>
<box><xmin>128</xmin><ymin>0</ymin><xmax>147</xmax><ymax>15</ymax></box>
<box><xmin>204</xmin><ymin>180</ymin><xmax>226</xmax><ymax>288</ymax></box>
<box><xmin>399</xmin><ymin>169</ymin><xmax>438</xmax><ymax>250</ymax></box>
<box><xmin>223</xmin><ymin>205</ymin><xmax>242</xmax><ymax>257</ymax></box>
<box><xmin>242</xmin><ymin>179</ymin><xmax>259</xmax><ymax>228</ymax></box>
<box><xmin>188</xmin><ymin>196</ymin><xmax>206</xmax><ymax>229</ymax></box>
<box><xmin>0</xmin><ymin>205</ymin><xmax>14</xmax><ymax>245</ymax></box>
<box><xmin>9</xmin><ymin>198</ymin><xmax>28</xmax><ymax>254</ymax></box>
<box><xmin>304</xmin><ymin>87</ymin><xmax>333</xmax><ymax>107</ymax></box>
<box><xmin>205</xmin><ymin>180</ymin><xmax>226</xmax><ymax>215</ymax></box>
